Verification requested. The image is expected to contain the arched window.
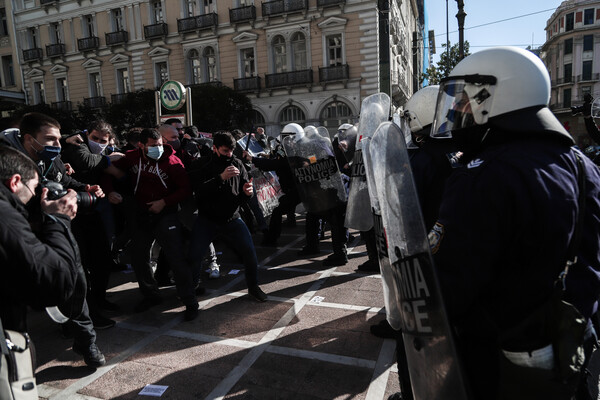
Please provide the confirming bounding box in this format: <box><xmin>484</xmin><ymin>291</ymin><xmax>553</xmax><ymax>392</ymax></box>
<box><xmin>291</xmin><ymin>32</ymin><xmax>306</xmax><ymax>71</ymax></box>
<box><xmin>272</xmin><ymin>35</ymin><xmax>287</xmax><ymax>73</ymax></box>
<box><xmin>187</xmin><ymin>49</ymin><xmax>201</xmax><ymax>84</ymax></box>
<box><xmin>204</xmin><ymin>46</ymin><xmax>217</xmax><ymax>82</ymax></box>
<box><xmin>279</xmin><ymin>105</ymin><xmax>305</xmax><ymax>126</ymax></box>
<box><xmin>252</xmin><ymin>110</ymin><xmax>265</xmax><ymax>127</ymax></box>
<box><xmin>320</xmin><ymin>101</ymin><xmax>353</xmax><ymax>136</ymax></box>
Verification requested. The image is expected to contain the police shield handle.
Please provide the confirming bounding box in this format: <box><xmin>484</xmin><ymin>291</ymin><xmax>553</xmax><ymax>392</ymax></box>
<box><xmin>370</xmin><ymin>122</ymin><xmax>470</xmax><ymax>400</ymax></box>
<box><xmin>345</xmin><ymin>93</ymin><xmax>391</xmax><ymax>231</ymax></box>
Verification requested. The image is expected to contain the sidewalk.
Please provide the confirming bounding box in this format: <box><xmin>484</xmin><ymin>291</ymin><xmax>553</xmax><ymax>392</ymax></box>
<box><xmin>31</xmin><ymin>213</ymin><xmax>400</xmax><ymax>400</ymax></box>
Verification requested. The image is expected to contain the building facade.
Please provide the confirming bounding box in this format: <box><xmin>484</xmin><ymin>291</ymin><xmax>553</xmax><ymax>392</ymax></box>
<box><xmin>542</xmin><ymin>0</ymin><xmax>600</xmax><ymax>146</ymax></box>
<box><xmin>12</xmin><ymin>0</ymin><xmax>423</xmax><ymax>136</ymax></box>
<box><xmin>0</xmin><ymin>0</ymin><xmax>24</xmax><ymax>111</ymax></box>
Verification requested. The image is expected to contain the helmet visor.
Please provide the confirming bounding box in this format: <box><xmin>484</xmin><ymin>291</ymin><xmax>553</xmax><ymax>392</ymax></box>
<box><xmin>431</xmin><ymin>74</ymin><xmax>497</xmax><ymax>139</ymax></box>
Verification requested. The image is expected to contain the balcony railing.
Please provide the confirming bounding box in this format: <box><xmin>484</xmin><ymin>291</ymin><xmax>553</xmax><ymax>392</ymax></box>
<box><xmin>262</xmin><ymin>0</ymin><xmax>308</xmax><ymax>17</ymax></box>
<box><xmin>77</xmin><ymin>36</ymin><xmax>100</xmax><ymax>51</ymax></box>
<box><xmin>556</xmin><ymin>77</ymin><xmax>575</xmax><ymax>85</ymax></box>
<box><xmin>319</xmin><ymin>64</ymin><xmax>349</xmax><ymax>82</ymax></box>
<box><xmin>265</xmin><ymin>69</ymin><xmax>312</xmax><ymax>88</ymax></box>
<box><xmin>577</xmin><ymin>73</ymin><xmax>600</xmax><ymax>82</ymax></box>
<box><xmin>46</xmin><ymin>43</ymin><xmax>65</xmax><ymax>57</ymax></box>
<box><xmin>111</xmin><ymin>93</ymin><xmax>130</xmax><ymax>104</ymax></box>
<box><xmin>144</xmin><ymin>22</ymin><xmax>168</xmax><ymax>39</ymax></box>
<box><xmin>234</xmin><ymin>76</ymin><xmax>261</xmax><ymax>92</ymax></box>
<box><xmin>23</xmin><ymin>48</ymin><xmax>43</xmax><ymax>62</ymax></box>
<box><xmin>106</xmin><ymin>30</ymin><xmax>128</xmax><ymax>46</ymax></box>
<box><xmin>317</xmin><ymin>0</ymin><xmax>346</xmax><ymax>7</ymax></box>
<box><xmin>83</xmin><ymin>96</ymin><xmax>106</xmax><ymax>109</ymax></box>
<box><xmin>230</xmin><ymin>5</ymin><xmax>256</xmax><ymax>23</ymax></box>
<box><xmin>177</xmin><ymin>13</ymin><xmax>217</xmax><ymax>33</ymax></box>
<box><xmin>51</xmin><ymin>100</ymin><xmax>72</xmax><ymax>111</ymax></box>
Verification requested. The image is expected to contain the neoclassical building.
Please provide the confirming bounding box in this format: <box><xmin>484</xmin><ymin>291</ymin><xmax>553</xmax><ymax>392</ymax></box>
<box><xmin>542</xmin><ymin>0</ymin><xmax>600</xmax><ymax>146</ymax></box>
<box><xmin>12</xmin><ymin>0</ymin><xmax>424</xmax><ymax>136</ymax></box>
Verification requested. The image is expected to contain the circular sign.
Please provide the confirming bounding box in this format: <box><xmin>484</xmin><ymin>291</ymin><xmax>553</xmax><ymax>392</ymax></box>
<box><xmin>159</xmin><ymin>80</ymin><xmax>186</xmax><ymax>111</ymax></box>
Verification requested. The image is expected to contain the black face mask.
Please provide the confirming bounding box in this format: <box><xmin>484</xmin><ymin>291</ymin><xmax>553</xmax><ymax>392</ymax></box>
<box><xmin>215</xmin><ymin>151</ymin><xmax>234</xmax><ymax>164</ymax></box>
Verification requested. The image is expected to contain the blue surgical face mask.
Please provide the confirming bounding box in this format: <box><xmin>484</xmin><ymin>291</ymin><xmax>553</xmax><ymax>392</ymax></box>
<box><xmin>147</xmin><ymin>145</ymin><xmax>164</xmax><ymax>160</ymax></box>
<box><xmin>32</xmin><ymin>137</ymin><xmax>61</xmax><ymax>163</ymax></box>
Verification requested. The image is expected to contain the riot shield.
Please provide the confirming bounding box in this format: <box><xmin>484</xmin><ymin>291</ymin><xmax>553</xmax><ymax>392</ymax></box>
<box><xmin>361</xmin><ymin>135</ymin><xmax>403</xmax><ymax>331</ymax></box>
<box><xmin>345</xmin><ymin>93</ymin><xmax>390</xmax><ymax>231</ymax></box>
<box><xmin>316</xmin><ymin>126</ymin><xmax>332</xmax><ymax>140</ymax></box>
<box><xmin>592</xmin><ymin>97</ymin><xmax>600</xmax><ymax>121</ymax></box>
<box><xmin>283</xmin><ymin>127</ymin><xmax>347</xmax><ymax>214</ymax></box>
<box><xmin>370</xmin><ymin>121</ymin><xmax>469</xmax><ymax>400</ymax></box>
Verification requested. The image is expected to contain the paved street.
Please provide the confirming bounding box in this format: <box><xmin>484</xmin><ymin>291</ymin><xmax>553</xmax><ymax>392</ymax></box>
<box><xmin>30</xmin><ymin>213</ymin><xmax>400</xmax><ymax>400</ymax></box>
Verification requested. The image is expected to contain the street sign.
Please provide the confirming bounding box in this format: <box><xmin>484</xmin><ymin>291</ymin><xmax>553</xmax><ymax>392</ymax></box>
<box><xmin>159</xmin><ymin>80</ymin><xmax>186</xmax><ymax>111</ymax></box>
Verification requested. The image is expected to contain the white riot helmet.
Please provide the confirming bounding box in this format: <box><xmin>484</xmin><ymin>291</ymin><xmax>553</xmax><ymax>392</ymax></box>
<box><xmin>431</xmin><ymin>47</ymin><xmax>551</xmax><ymax>139</ymax></box>
<box><xmin>278</xmin><ymin>123</ymin><xmax>304</xmax><ymax>142</ymax></box>
<box><xmin>403</xmin><ymin>85</ymin><xmax>440</xmax><ymax>134</ymax></box>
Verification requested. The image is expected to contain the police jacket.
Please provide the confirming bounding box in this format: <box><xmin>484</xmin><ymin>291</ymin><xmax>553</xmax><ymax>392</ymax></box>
<box><xmin>431</xmin><ymin>107</ymin><xmax>600</xmax><ymax>395</ymax></box>
<box><xmin>0</xmin><ymin>183</ymin><xmax>79</xmax><ymax>331</ymax></box>
<box><xmin>190</xmin><ymin>153</ymin><xmax>251</xmax><ymax>223</ymax></box>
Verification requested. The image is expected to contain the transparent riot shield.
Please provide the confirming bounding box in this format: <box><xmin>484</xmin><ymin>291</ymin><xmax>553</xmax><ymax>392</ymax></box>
<box><xmin>361</xmin><ymin>135</ymin><xmax>403</xmax><ymax>330</ymax></box>
<box><xmin>370</xmin><ymin>121</ymin><xmax>469</xmax><ymax>400</ymax></box>
<box><xmin>345</xmin><ymin>93</ymin><xmax>390</xmax><ymax>231</ymax></box>
<box><xmin>283</xmin><ymin>127</ymin><xmax>347</xmax><ymax>214</ymax></box>
<box><xmin>316</xmin><ymin>126</ymin><xmax>332</xmax><ymax>140</ymax></box>
<box><xmin>592</xmin><ymin>97</ymin><xmax>600</xmax><ymax>121</ymax></box>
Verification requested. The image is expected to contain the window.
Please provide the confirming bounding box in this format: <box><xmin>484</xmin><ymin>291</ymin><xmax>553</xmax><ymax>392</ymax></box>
<box><xmin>111</xmin><ymin>9</ymin><xmax>124</xmax><ymax>31</ymax></box>
<box><xmin>2</xmin><ymin>56</ymin><xmax>14</xmax><ymax>86</ymax></box>
<box><xmin>583</xmin><ymin>60</ymin><xmax>593</xmax><ymax>81</ymax></box>
<box><xmin>89</xmin><ymin>72</ymin><xmax>101</xmax><ymax>97</ymax></box>
<box><xmin>241</xmin><ymin>48</ymin><xmax>255</xmax><ymax>77</ymax></box>
<box><xmin>204</xmin><ymin>46</ymin><xmax>217</xmax><ymax>82</ymax></box>
<box><xmin>33</xmin><ymin>81</ymin><xmax>45</xmax><ymax>104</ymax></box>
<box><xmin>584</xmin><ymin>35</ymin><xmax>593</xmax><ymax>52</ymax></box>
<box><xmin>84</xmin><ymin>15</ymin><xmax>95</xmax><ymax>37</ymax></box>
<box><xmin>291</xmin><ymin>32</ymin><xmax>307</xmax><ymax>71</ymax></box>
<box><xmin>203</xmin><ymin>0</ymin><xmax>215</xmax><ymax>14</ymax></box>
<box><xmin>117</xmin><ymin>68</ymin><xmax>130</xmax><ymax>93</ymax></box>
<box><xmin>151</xmin><ymin>0</ymin><xmax>163</xmax><ymax>23</ymax></box>
<box><xmin>238</xmin><ymin>0</ymin><xmax>253</xmax><ymax>6</ymax></box>
<box><xmin>56</xmin><ymin>78</ymin><xmax>68</xmax><ymax>101</ymax></box>
<box><xmin>28</xmin><ymin>27</ymin><xmax>37</xmax><ymax>48</ymax></box>
<box><xmin>156</xmin><ymin>62</ymin><xmax>168</xmax><ymax>85</ymax></box>
<box><xmin>566</xmin><ymin>13</ymin><xmax>574</xmax><ymax>31</ymax></box>
<box><xmin>0</xmin><ymin>9</ymin><xmax>7</xmax><ymax>36</ymax></box>
<box><xmin>320</xmin><ymin>101</ymin><xmax>352</xmax><ymax>135</ymax></box>
<box><xmin>564</xmin><ymin>63</ymin><xmax>572</xmax><ymax>82</ymax></box>
<box><xmin>252</xmin><ymin>110</ymin><xmax>265</xmax><ymax>127</ymax></box>
<box><xmin>273</xmin><ymin>35</ymin><xmax>286</xmax><ymax>73</ymax></box>
<box><xmin>187</xmin><ymin>49</ymin><xmax>201</xmax><ymax>84</ymax></box>
<box><xmin>279</xmin><ymin>105</ymin><xmax>305</xmax><ymax>125</ymax></box>
<box><xmin>50</xmin><ymin>23</ymin><xmax>61</xmax><ymax>44</ymax></box>
<box><xmin>326</xmin><ymin>34</ymin><xmax>343</xmax><ymax>66</ymax></box>
<box><xmin>564</xmin><ymin>88</ymin><xmax>572</xmax><ymax>108</ymax></box>
<box><xmin>584</xmin><ymin>8</ymin><xmax>595</xmax><ymax>25</ymax></box>
<box><xmin>565</xmin><ymin>38</ymin><xmax>573</xmax><ymax>55</ymax></box>
<box><xmin>185</xmin><ymin>0</ymin><xmax>197</xmax><ymax>17</ymax></box>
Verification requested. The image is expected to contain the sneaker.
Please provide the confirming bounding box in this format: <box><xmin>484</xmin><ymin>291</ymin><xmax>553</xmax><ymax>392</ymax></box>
<box><xmin>208</xmin><ymin>265</ymin><xmax>220</xmax><ymax>279</ymax></box>
<box><xmin>134</xmin><ymin>296</ymin><xmax>162</xmax><ymax>313</ymax></box>
<box><xmin>357</xmin><ymin>259</ymin><xmax>379</xmax><ymax>272</ymax></box>
<box><xmin>248</xmin><ymin>285</ymin><xmax>267</xmax><ymax>302</ymax></box>
<box><xmin>297</xmin><ymin>246</ymin><xmax>320</xmax><ymax>256</ymax></box>
<box><xmin>370</xmin><ymin>319</ymin><xmax>396</xmax><ymax>339</ymax></box>
<box><xmin>91</xmin><ymin>314</ymin><xmax>116</xmax><ymax>330</ymax></box>
<box><xmin>184</xmin><ymin>303</ymin><xmax>199</xmax><ymax>321</ymax></box>
<box><xmin>322</xmin><ymin>253</ymin><xmax>348</xmax><ymax>267</ymax></box>
<box><xmin>73</xmin><ymin>343</ymin><xmax>106</xmax><ymax>368</ymax></box>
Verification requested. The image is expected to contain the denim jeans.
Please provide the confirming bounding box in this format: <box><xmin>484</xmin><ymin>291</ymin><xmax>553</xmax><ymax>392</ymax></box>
<box><xmin>189</xmin><ymin>216</ymin><xmax>258</xmax><ymax>288</ymax></box>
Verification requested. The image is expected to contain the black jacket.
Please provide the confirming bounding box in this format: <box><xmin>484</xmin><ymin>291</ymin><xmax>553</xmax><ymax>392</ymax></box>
<box><xmin>61</xmin><ymin>138</ymin><xmax>110</xmax><ymax>184</ymax></box>
<box><xmin>0</xmin><ymin>184</ymin><xmax>79</xmax><ymax>331</ymax></box>
<box><xmin>190</xmin><ymin>153</ymin><xmax>251</xmax><ymax>223</ymax></box>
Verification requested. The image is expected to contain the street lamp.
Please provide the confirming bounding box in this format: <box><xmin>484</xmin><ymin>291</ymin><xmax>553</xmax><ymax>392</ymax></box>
<box><xmin>456</xmin><ymin>0</ymin><xmax>466</xmax><ymax>60</ymax></box>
